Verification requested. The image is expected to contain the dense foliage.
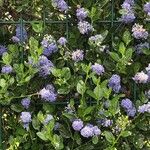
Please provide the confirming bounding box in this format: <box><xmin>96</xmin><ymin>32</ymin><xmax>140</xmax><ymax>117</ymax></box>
<box><xmin>0</xmin><ymin>0</ymin><xmax>150</xmax><ymax>150</ymax></box>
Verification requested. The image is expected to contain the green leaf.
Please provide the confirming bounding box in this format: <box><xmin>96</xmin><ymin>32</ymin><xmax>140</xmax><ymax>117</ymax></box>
<box><xmin>110</xmin><ymin>52</ymin><xmax>120</xmax><ymax>62</ymax></box>
<box><xmin>103</xmin><ymin>131</ymin><xmax>115</xmax><ymax>143</ymax></box>
<box><xmin>52</xmin><ymin>134</ymin><xmax>64</xmax><ymax>150</ymax></box>
<box><xmin>92</xmin><ymin>136</ymin><xmax>98</xmax><ymax>144</ymax></box>
<box><xmin>121</xmin><ymin>131</ymin><xmax>131</xmax><ymax>137</ymax></box>
<box><xmin>2</xmin><ymin>52</ymin><xmax>12</xmax><ymax>64</ymax></box>
<box><xmin>37</xmin><ymin>111</ymin><xmax>44</xmax><ymax>123</ymax></box>
<box><xmin>125</xmin><ymin>48</ymin><xmax>133</xmax><ymax>60</ymax></box>
<box><xmin>86</xmin><ymin>90</ymin><xmax>97</xmax><ymax>99</ymax></box>
<box><xmin>77</xmin><ymin>80</ymin><xmax>86</xmax><ymax>95</ymax></box>
<box><xmin>31</xmin><ymin>21</ymin><xmax>43</xmax><ymax>33</ymax></box>
<box><xmin>32</xmin><ymin>117</ymin><xmax>40</xmax><ymax>130</ymax></box>
<box><xmin>62</xmin><ymin>67</ymin><xmax>71</xmax><ymax>80</ymax></box>
<box><xmin>83</xmin><ymin>106</ymin><xmax>94</xmax><ymax>117</ymax></box>
<box><xmin>0</xmin><ymin>79</ymin><xmax>6</xmax><ymax>88</ymax></box>
<box><xmin>37</xmin><ymin>132</ymin><xmax>48</xmax><ymax>141</ymax></box>
<box><xmin>10</xmin><ymin>104</ymin><xmax>23</xmax><ymax>112</ymax></box>
<box><xmin>94</xmin><ymin>85</ymin><xmax>103</xmax><ymax>100</ymax></box>
<box><xmin>119</xmin><ymin>42</ymin><xmax>126</xmax><ymax>56</ymax></box>
<box><xmin>123</xmin><ymin>30</ymin><xmax>131</xmax><ymax>46</ymax></box>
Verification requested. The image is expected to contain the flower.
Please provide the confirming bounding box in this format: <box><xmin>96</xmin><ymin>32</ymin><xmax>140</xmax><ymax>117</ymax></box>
<box><xmin>132</xmin><ymin>24</ymin><xmax>148</xmax><ymax>39</ymax></box>
<box><xmin>120</xmin><ymin>1</ymin><xmax>135</xmax><ymax>23</ymax></box>
<box><xmin>21</xmin><ymin>98</ymin><xmax>31</xmax><ymax>109</ymax></box>
<box><xmin>144</xmin><ymin>2</ymin><xmax>150</xmax><ymax>14</ymax></box>
<box><xmin>0</xmin><ymin>45</ymin><xmax>7</xmax><ymax>55</ymax></box>
<box><xmin>1</xmin><ymin>65</ymin><xmax>13</xmax><ymax>74</ymax></box>
<box><xmin>133</xmin><ymin>71</ymin><xmax>149</xmax><ymax>83</ymax></box>
<box><xmin>38</xmin><ymin>55</ymin><xmax>54</xmax><ymax>77</ymax></box>
<box><xmin>98</xmin><ymin>119</ymin><xmax>113</xmax><ymax>127</ymax></box>
<box><xmin>91</xmin><ymin>63</ymin><xmax>105</xmax><ymax>75</ymax></box>
<box><xmin>80</xmin><ymin>125</ymin><xmax>94</xmax><ymax>138</ymax></box>
<box><xmin>20</xmin><ymin>112</ymin><xmax>32</xmax><ymax>130</ymax></box>
<box><xmin>135</xmin><ymin>42</ymin><xmax>149</xmax><ymax>54</ymax></box>
<box><xmin>93</xmin><ymin>126</ymin><xmax>101</xmax><ymax>135</ymax></box>
<box><xmin>57</xmin><ymin>37</ymin><xmax>67</xmax><ymax>46</ymax></box>
<box><xmin>121</xmin><ymin>98</ymin><xmax>136</xmax><ymax>117</ymax></box>
<box><xmin>41</xmin><ymin>35</ymin><xmax>58</xmax><ymax>56</ymax></box>
<box><xmin>51</xmin><ymin>0</ymin><xmax>68</xmax><ymax>12</ymax></box>
<box><xmin>13</xmin><ymin>25</ymin><xmax>27</xmax><ymax>42</ymax></box>
<box><xmin>76</xmin><ymin>7</ymin><xmax>88</xmax><ymax>21</ymax></box>
<box><xmin>121</xmin><ymin>98</ymin><xmax>133</xmax><ymax>110</ymax></box>
<box><xmin>89</xmin><ymin>34</ymin><xmax>104</xmax><ymax>47</ymax></box>
<box><xmin>72</xmin><ymin>50</ymin><xmax>84</xmax><ymax>62</ymax></box>
<box><xmin>138</xmin><ymin>102</ymin><xmax>150</xmax><ymax>113</ymax></box>
<box><xmin>126</xmin><ymin>107</ymin><xmax>136</xmax><ymax>117</ymax></box>
<box><xmin>20</xmin><ymin>112</ymin><xmax>32</xmax><ymax>123</ymax></box>
<box><xmin>39</xmin><ymin>85</ymin><xmax>57</xmax><ymax>102</ymax></box>
<box><xmin>78</xmin><ymin>21</ymin><xmax>94</xmax><ymax>34</ymax></box>
<box><xmin>108</xmin><ymin>74</ymin><xmax>121</xmax><ymax>93</ymax></box>
<box><xmin>72</xmin><ymin>119</ymin><xmax>84</xmax><ymax>131</ymax></box>
<box><xmin>43</xmin><ymin>114</ymin><xmax>54</xmax><ymax>125</ymax></box>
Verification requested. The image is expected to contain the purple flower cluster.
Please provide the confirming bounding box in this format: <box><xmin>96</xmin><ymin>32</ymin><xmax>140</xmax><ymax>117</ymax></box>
<box><xmin>108</xmin><ymin>74</ymin><xmax>121</xmax><ymax>93</ymax></box>
<box><xmin>41</xmin><ymin>35</ymin><xmax>58</xmax><ymax>56</ymax></box>
<box><xmin>51</xmin><ymin>0</ymin><xmax>68</xmax><ymax>12</ymax></box>
<box><xmin>72</xmin><ymin>119</ymin><xmax>101</xmax><ymax>138</ymax></box>
<box><xmin>78</xmin><ymin>21</ymin><xmax>94</xmax><ymax>34</ymax></box>
<box><xmin>1</xmin><ymin>65</ymin><xmax>13</xmax><ymax>74</ymax></box>
<box><xmin>91</xmin><ymin>63</ymin><xmax>105</xmax><ymax>75</ymax></box>
<box><xmin>80</xmin><ymin>124</ymin><xmax>101</xmax><ymax>138</ymax></box>
<box><xmin>144</xmin><ymin>2</ymin><xmax>150</xmax><ymax>16</ymax></box>
<box><xmin>89</xmin><ymin>34</ymin><xmax>104</xmax><ymax>47</ymax></box>
<box><xmin>39</xmin><ymin>84</ymin><xmax>57</xmax><ymax>102</ymax></box>
<box><xmin>76</xmin><ymin>7</ymin><xmax>88</xmax><ymax>21</ymax></box>
<box><xmin>98</xmin><ymin>118</ymin><xmax>113</xmax><ymax>127</ymax></box>
<box><xmin>57</xmin><ymin>37</ymin><xmax>67</xmax><ymax>46</ymax></box>
<box><xmin>138</xmin><ymin>102</ymin><xmax>150</xmax><ymax>113</ymax></box>
<box><xmin>72</xmin><ymin>119</ymin><xmax>84</xmax><ymax>131</ymax></box>
<box><xmin>43</xmin><ymin>114</ymin><xmax>54</xmax><ymax>125</ymax></box>
<box><xmin>0</xmin><ymin>45</ymin><xmax>7</xmax><ymax>56</ymax></box>
<box><xmin>38</xmin><ymin>55</ymin><xmax>54</xmax><ymax>77</ymax></box>
<box><xmin>120</xmin><ymin>0</ymin><xmax>135</xmax><ymax>23</ymax></box>
<box><xmin>21</xmin><ymin>98</ymin><xmax>31</xmax><ymax>109</ymax></box>
<box><xmin>72</xmin><ymin>49</ymin><xmax>84</xmax><ymax>62</ymax></box>
<box><xmin>133</xmin><ymin>71</ymin><xmax>149</xmax><ymax>83</ymax></box>
<box><xmin>132</xmin><ymin>24</ymin><xmax>148</xmax><ymax>39</ymax></box>
<box><xmin>135</xmin><ymin>42</ymin><xmax>149</xmax><ymax>54</ymax></box>
<box><xmin>12</xmin><ymin>25</ymin><xmax>27</xmax><ymax>42</ymax></box>
<box><xmin>20</xmin><ymin>112</ymin><xmax>31</xmax><ymax>130</ymax></box>
<box><xmin>121</xmin><ymin>98</ymin><xmax>136</xmax><ymax>117</ymax></box>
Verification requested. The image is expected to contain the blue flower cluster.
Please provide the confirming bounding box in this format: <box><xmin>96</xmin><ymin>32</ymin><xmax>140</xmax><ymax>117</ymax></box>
<box><xmin>138</xmin><ymin>102</ymin><xmax>150</xmax><ymax>113</ymax></box>
<box><xmin>21</xmin><ymin>98</ymin><xmax>30</xmax><ymax>109</ymax></box>
<box><xmin>51</xmin><ymin>0</ymin><xmax>68</xmax><ymax>12</ymax></box>
<box><xmin>0</xmin><ymin>45</ymin><xmax>7</xmax><ymax>56</ymax></box>
<box><xmin>98</xmin><ymin>118</ymin><xmax>113</xmax><ymax>127</ymax></box>
<box><xmin>135</xmin><ymin>42</ymin><xmax>149</xmax><ymax>54</ymax></box>
<box><xmin>39</xmin><ymin>84</ymin><xmax>57</xmax><ymax>102</ymax></box>
<box><xmin>57</xmin><ymin>37</ymin><xmax>67</xmax><ymax>46</ymax></box>
<box><xmin>20</xmin><ymin>112</ymin><xmax>32</xmax><ymax>130</ymax></box>
<box><xmin>91</xmin><ymin>63</ymin><xmax>105</xmax><ymax>75</ymax></box>
<box><xmin>108</xmin><ymin>74</ymin><xmax>121</xmax><ymax>93</ymax></box>
<box><xmin>38</xmin><ymin>55</ymin><xmax>54</xmax><ymax>77</ymax></box>
<box><xmin>120</xmin><ymin>0</ymin><xmax>135</xmax><ymax>23</ymax></box>
<box><xmin>144</xmin><ymin>2</ymin><xmax>150</xmax><ymax>17</ymax></box>
<box><xmin>121</xmin><ymin>98</ymin><xmax>136</xmax><ymax>117</ymax></box>
<box><xmin>78</xmin><ymin>21</ymin><xmax>94</xmax><ymax>35</ymax></box>
<box><xmin>72</xmin><ymin>49</ymin><xmax>84</xmax><ymax>62</ymax></box>
<box><xmin>72</xmin><ymin>119</ymin><xmax>101</xmax><ymax>138</ymax></box>
<box><xmin>1</xmin><ymin>65</ymin><xmax>13</xmax><ymax>74</ymax></box>
<box><xmin>76</xmin><ymin>7</ymin><xmax>88</xmax><ymax>21</ymax></box>
<box><xmin>133</xmin><ymin>64</ymin><xmax>150</xmax><ymax>84</ymax></box>
<box><xmin>41</xmin><ymin>35</ymin><xmax>58</xmax><ymax>56</ymax></box>
<box><xmin>12</xmin><ymin>25</ymin><xmax>27</xmax><ymax>43</ymax></box>
<box><xmin>132</xmin><ymin>23</ymin><xmax>148</xmax><ymax>39</ymax></box>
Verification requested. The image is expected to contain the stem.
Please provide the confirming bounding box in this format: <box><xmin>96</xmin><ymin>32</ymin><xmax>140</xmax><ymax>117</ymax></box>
<box><xmin>11</xmin><ymin>92</ymin><xmax>38</xmax><ymax>100</ymax></box>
